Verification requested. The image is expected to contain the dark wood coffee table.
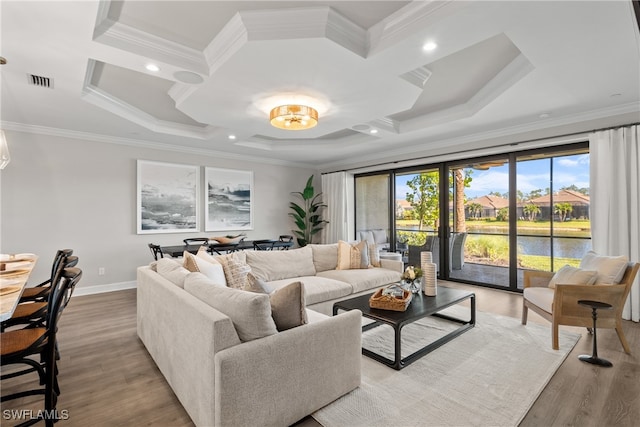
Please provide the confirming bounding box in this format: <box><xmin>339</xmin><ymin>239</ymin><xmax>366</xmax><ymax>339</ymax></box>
<box><xmin>333</xmin><ymin>286</ymin><xmax>475</xmax><ymax>370</ymax></box>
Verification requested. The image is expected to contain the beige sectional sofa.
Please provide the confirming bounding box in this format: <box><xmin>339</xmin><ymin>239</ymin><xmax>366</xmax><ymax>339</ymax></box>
<box><xmin>136</xmin><ymin>243</ymin><xmax>403</xmax><ymax>427</ymax></box>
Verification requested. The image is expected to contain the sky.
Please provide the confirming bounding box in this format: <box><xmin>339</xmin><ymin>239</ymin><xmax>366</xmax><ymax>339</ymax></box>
<box><xmin>396</xmin><ymin>153</ymin><xmax>590</xmax><ymax>200</ymax></box>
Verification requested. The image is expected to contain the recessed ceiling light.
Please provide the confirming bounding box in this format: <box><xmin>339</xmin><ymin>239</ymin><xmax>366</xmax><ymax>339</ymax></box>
<box><xmin>370</xmin><ymin>129</ymin><xmax>378</xmax><ymax>134</ymax></box>
<box><xmin>422</xmin><ymin>41</ymin><xmax>437</xmax><ymax>51</ymax></box>
<box><xmin>145</xmin><ymin>64</ymin><xmax>160</xmax><ymax>72</ymax></box>
<box><xmin>228</xmin><ymin>134</ymin><xmax>236</xmax><ymax>140</ymax></box>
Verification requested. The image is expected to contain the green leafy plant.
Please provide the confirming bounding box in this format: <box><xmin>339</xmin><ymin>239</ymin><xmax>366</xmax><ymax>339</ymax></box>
<box><xmin>289</xmin><ymin>175</ymin><xmax>328</xmax><ymax>247</ymax></box>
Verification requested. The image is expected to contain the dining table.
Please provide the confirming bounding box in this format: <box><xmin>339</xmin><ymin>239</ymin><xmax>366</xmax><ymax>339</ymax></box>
<box><xmin>0</xmin><ymin>253</ymin><xmax>38</xmax><ymax>322</ymax></box>
<box><xmin>160</xmin><ymin>239</ymin><xmax>293</xmax><ymax>258</ymax></box>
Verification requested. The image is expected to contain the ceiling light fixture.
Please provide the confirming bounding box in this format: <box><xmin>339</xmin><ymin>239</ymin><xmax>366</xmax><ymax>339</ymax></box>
<box><xmin>145</xmin><ymin>64</ymin><xmax>160</xmax><ymax>72</ymax></box>
<box><xmin>370</xmin><ymin>129</ymin><xmax>378</xmax><ymax>134</ymax></box>
<box><xmin>228</xmin><ymin>134</ymin><xmax>236</xmax><ymax>140</ymax></box>
<box><xmin>269</xmin><ymin>105</ymin><xmax>318</xmax><ymax>130</ymax></box>
<box><xmin>422</xmin><ymin>41</ymin><xmax>438</xmax><ymax>51</ymax></box>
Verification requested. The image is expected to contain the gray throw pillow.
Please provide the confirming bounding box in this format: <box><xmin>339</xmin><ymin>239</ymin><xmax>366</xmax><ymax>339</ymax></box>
<box><xmin>245</xmin><ymin>273</ymin><xmax>307</xmax><ymax>331</ymax></box>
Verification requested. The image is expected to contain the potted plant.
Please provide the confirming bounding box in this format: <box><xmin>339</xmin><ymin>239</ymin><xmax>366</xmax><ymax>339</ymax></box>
<box><xmin>289</xmin><ymin>175</ymin><xmax>328</xmax><ymax>247</ymax></box>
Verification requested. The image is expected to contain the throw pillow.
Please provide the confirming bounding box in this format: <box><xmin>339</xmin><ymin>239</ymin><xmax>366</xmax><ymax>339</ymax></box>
<box><xmin>336</xmin><ymin>240</ymin><xmax>370</xmax><ymax>270</ymax></box>
<box><xmin>184</xmin><ymin>277</ymin><xmax>278</xmax><ymax>342</ymax></box>
<box><xmin>368</xmin><ymin>243</ymin><xmax>381</xmax><ymax>268</ymax></box>
<box><xmin>548</xmin><ymin>265</ymin><xmax>598</xmax><ymax>289</ymax></box>
<box><xmin>218</xmin><ymin>256</ymin><xmax>252</xmax><ymax>289</ymax></box>
<box><xmin>183</xmin><ymin>252</ymin><xmax>227</xmax><ymax>286</ymax></box>
<box><xmin>245</xmin><ymin>273</ymin><xmax>307</xmax><ymax>332</ymax></box>
<box><xmin>269</xmin><ymin>281</ymin><xmax>308</xmax><ymax>331</ymax></box>
<box><xmin>245</xmin><ymin>272</ymin><xmax>274</xmax><ymax>294</ymax></box>
<box><xmin>579</xmin><ymin>251</ymin><xmax>628</xmax><ymax>285</ymax></box>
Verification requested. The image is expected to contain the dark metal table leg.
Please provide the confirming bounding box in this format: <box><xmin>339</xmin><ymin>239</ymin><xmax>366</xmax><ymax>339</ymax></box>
<box><xmin>578</xmin><ymin>306</ymin><xmax>612</xmax><ymax>367</ymax></box>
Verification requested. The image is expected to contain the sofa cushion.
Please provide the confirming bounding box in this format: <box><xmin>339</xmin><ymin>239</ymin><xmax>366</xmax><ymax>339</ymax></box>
<box><xmin>317</xmin><ymin>268</ymin><xmax>402</xmax><ymax>294</ymax></box>
<box><xmin>245</xmin><ymin>246</ymin><xmax>315</xmax><ymax>281</ymax></box>
<box><xmin>523</xmin><ymin>287</ymin><xmax>554</xmax><ymax>313</ymax></box>
<box><xmin>184</xmin><ymin>276</ymin><xmax>278</xmax><ymax>342</ymax></box>
<box><xmin>309</xmin><ymin>244</ymin><xmax>338</xmax><ymax>272</ymax></box>
<box><xmin>183</xmin><ymin>252</ymin><xmax>227</xmax><ymax>286</ymax></box>
<box><xmin>337</xmin><ymin>240</ymin><xmax>370</xmax><ymax>270</ymax></box>
<box><xmin>579</xmin><ymin>251</ymin><xmax>628</xmax><ymax>285</ymax></box>
<box><xmin>155</xmin><ymin>258</ymin><xmax>190</xmax><ymax>288</ymax></box>
<box><xmin>371</xmin><ymin>229</ymin><xmax>387</xmax><ymax>245</ymax></box>
<box><xmin>265</xmin><ymin>275</ymin><xmax>353</xmax><ymax>306</ymax></box>
<box><xmin>548</xmin><ymin>265</ymin><xmax>597</xmax><ymax>289</ymax></box>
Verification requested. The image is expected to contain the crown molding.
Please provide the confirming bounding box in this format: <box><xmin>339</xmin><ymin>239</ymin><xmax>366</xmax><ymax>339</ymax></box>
<box><xmin>0</xmin><ymin>121</ymin><xmax>311</xmax><ymax>168</ymax></box>
<box><xmin>203</xmin><ymin>12</ymin><xmax>248</xmax><ymax>75</ymax></box>
<box><xmin>82</xmin><ymin>83</ymin><xmax>216</xmax><ymax>139</ymax></box>
<box><xmin>93</xmin><ymin>1</ymin><xmax>207</xmax><ymax>74</ymax></box>
<box><xmin>400</xmin><ymin>66</ymin><xmax>433</xmax><ymax>89</ymax></box>
<box><xmin>368</xmin><ymin>0</ymin><xmax>465</xmax><ymax>56</ymax></box>
<box><xmin>318</xmin><ymin>101</ymin><xmax>640</xmax><ymax>171</ymax></box>
<box><xmin>399</xmin><ymin>53</ymin><xmax>534</xmax><ymax>133</ymax></box>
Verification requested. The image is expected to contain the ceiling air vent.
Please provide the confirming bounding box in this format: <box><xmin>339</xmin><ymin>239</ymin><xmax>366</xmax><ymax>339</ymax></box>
<box><xmin>27</xmin><ymin>74</ymin><xmax>53</xmax><ymax>88</ymax></box>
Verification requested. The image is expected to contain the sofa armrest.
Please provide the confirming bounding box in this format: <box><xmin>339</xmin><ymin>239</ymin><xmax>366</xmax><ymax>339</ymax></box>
<box><xmin>381</xmin><ymin>258</ymin><xmax>403</xmax><ymax>273</ymax></box>
<box><xmin>214</xmin><ymin>310</ymin><xmax>362</xmax><ymax>427</ymax></box>
<box><xmin>523</xmin><ymin>270</ymin><xmax>554</xmax><ymax>288</ymax></box>
<box><xmin>137</xmin><ymin>267</ymin><xmax>241</xmax><ymax>427</ymax></box>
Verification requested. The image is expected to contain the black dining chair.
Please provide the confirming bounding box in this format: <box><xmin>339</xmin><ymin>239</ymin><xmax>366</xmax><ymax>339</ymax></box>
<box><xmin>2</xmin><ymin>255</ymin><xmax>78</xmax><ymax>332</ymax></box>
<box><xmin>19</xmin><ymin>249</ymin><xmax>73</xmax><ymax>303</ymax></box>
<box><xmin>278</xmin><ymin>235</ymin><xmax>294</xmax><ymax>250</ymax></box>
<box><xmin>1</xmin><ymin>267</ymin><xmax>83</xmax><ymax>427</ymax></box>
<box><xmin>148</xmin><ymin>243</ymin><xmax>164</xmax><ymax>261</ymax></box>
<box><xmin>183</xmin><ymin>238</ymin><xmax>210</xmax><ymax>246</ymax></box>
<box><xmin>253</xmin><ymin>239</ymin><xmax>276</xmax><ymax>251</ymax></box>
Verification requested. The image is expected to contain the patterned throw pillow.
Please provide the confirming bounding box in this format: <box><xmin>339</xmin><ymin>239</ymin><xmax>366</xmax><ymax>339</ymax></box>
<box><xmin>218</xmin><ymin>256</ymin><xmax>252</xmax><ymax>289</ymax></box>
<box><xmin>336</xmin><ymin>240</ymin><xmax>371</xmax><ymax>270</ymax></box>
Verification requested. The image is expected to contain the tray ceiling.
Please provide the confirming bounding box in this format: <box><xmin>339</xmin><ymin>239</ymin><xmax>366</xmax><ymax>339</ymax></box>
<box><xmin>1</xmin><ymin>1</ymin><xmax>639</xmax><ymax>168</ymax></box>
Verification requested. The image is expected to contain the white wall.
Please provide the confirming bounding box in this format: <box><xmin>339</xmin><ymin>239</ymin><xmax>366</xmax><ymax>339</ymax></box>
<box><xmin>0</xmin><ymin>131</ymin><xmax>317</xmax><ymax>294</ymax></box>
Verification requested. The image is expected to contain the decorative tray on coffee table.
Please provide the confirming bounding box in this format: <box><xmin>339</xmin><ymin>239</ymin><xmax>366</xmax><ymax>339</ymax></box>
<box><xmin>369</xmin><ymin>285</ymin><xmax>412</xmax><ymax>312</ymax></box>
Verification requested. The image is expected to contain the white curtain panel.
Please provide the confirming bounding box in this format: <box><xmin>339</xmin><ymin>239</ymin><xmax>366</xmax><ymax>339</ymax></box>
<box><xmin>589</xmin><ymin>125</ymin><xmax>640</xmax><ymax>321</ymax></box>
<box><xmin>320</xmin><ymin>172</ymin><xmax>353</xmax><ymax>243</ymax></box>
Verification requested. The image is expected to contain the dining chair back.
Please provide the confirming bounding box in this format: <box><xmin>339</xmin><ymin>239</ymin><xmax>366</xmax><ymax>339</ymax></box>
<box><xmin>19</xmin><ymin>249</ymin><xmax>73</xmax><ymax>303</ymax></box>
<box><xmin>183</xmin><ymin>238</ymin><xmax>210</xmax><ymax>246</ymax></box>
<box><xmin>1</xmin><ymin>267</ymin><xmax>82</xmax><ymax>426</ymax></box>
<box><xmin>253</xmin><ymin>239</ymin><xmax>276</xmax><ymax>250</ymax></box>
<box><xmin>148</xmin><ymin>243</ymin><xmax>164</xmax><ymax>261</ymax></box>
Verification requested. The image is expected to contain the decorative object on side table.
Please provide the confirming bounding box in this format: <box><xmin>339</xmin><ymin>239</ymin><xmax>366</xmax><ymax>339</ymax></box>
<box><xmin>401</xmin><ymin>265</ymin><xmax>422</xmax><ymax>294</ymax></box>
<box><xmin>369</xmin><ymin>284</ymin><xmax>412</xmax><ymax>311</ymax></box>
<box><xmin>421</xmin><ymin>251</ymin><xmax>437</xmax><ymax>296</ymax></box>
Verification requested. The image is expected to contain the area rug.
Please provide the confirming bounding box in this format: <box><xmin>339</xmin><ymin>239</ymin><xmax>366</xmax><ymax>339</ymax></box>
<box><xmin>312</xmin><ymin>306</ymin><xmax>580</xmax><ymax>427</ymax></box>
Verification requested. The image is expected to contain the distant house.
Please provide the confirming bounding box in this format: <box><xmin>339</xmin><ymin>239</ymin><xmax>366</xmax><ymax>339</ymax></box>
<box><xmin>466</xmin><ymin>195</ymin><xmax>509</xmax><ymax>218</ymax></box>
<box><xmin>395</xmin><ymin>199</ymin><xmax>413</xmax><ymax>218</ymax></box>
<box><xmin>522</xmin><ymin>189</ymin><xmax>590</xmax><ymax>220</ymax></box>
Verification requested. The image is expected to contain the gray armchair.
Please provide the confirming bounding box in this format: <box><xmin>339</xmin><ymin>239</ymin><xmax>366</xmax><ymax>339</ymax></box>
<box><xmin>407</xmin><ymin>232</ymin><xmax>467</xmax><ymax>272</ymax></box>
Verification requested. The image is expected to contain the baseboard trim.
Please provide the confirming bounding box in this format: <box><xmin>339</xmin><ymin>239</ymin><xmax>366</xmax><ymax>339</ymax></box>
<box><xmin>72</xmin><ymin>280</ymin><xmax>137</xmax><ymax>297</ymax></box>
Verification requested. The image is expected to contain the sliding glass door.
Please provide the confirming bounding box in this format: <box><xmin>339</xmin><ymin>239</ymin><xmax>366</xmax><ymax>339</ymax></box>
<box><xmin>353</xmin><ymin>143</ymin><xmax>589</xmax><ymax>291</ymax></box>
<box><xmin>448</xmin><ymin>160</ymin><xmax>511</xmax><ymax>288</ymax></box>
<box><xmin>395</xmin><ymin>168</ymin><xmax>440</xmax><ymax>269</ymax></box>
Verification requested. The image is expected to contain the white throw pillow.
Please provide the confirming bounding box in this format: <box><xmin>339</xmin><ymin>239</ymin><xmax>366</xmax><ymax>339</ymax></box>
<box><xmin>579</xmin><ymin>251</ymin><xmax>628</xmax><ymax>285</ymax></box>
<box><xmin>548</xmin><ymin>265</ymin><xmax>598</xmax><ymax>289</ymax></box>
<box><xmin>184</xmin><ymin>277</ymin><xmax>278</xmax><ymax>342</ymax></box>
<box><xmin>372</xmin><ymin>229</ymin><xmax>387</xmax><ymax>245</ymax></box>
<box><xmin>183</xmin><ymin>252</ymin><xmax>227</xmax><ymax>286</ymax></box>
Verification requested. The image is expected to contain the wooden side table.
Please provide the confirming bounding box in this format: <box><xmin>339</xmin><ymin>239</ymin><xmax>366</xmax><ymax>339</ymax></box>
<box><xmin>577</xmin><ymin>300</ymin><xmax>613</xmax><ymax>367</ymax></box>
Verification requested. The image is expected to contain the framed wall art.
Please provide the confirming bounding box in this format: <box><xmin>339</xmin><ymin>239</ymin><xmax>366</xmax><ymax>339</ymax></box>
<box><xmin>137</xmin><ymin>160</ymin><xmax>199</xmax><ymax>234</ymax></box>
<box><xmin>205</xmin><ymin>167</ymin><xmax>253</xmax><ymax>232</ymax></box>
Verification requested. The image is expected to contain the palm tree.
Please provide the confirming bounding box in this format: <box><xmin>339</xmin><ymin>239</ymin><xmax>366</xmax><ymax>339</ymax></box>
<box><xmin>523</xmin><ymin>203</ymin><xmax>541</xmax><ymax>221</ymax></box>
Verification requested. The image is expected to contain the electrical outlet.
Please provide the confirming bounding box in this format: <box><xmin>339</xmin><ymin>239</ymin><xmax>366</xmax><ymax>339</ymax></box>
<box><xmin>98</xmin><ymin>267</ymin><xmax>105</xmax><ymax>276</ymax></box>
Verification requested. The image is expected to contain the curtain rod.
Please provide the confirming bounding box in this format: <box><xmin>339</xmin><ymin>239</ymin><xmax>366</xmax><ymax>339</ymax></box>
<box><xmin>321</xmin><ymin>122</ymin><xmax>640</xmax><ymax>175</ymax></box>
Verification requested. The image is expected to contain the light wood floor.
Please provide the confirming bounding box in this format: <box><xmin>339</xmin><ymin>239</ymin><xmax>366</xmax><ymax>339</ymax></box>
<box><xmin>2</xmin><ymin>284</ymin><xmax>638</xmax><ymax>426</ymax></box>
